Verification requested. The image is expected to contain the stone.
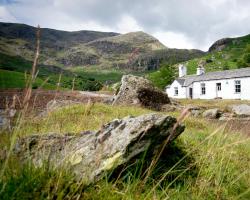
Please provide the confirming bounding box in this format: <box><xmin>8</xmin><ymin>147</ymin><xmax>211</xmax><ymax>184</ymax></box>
<box><xmin>188</xmin><ymin>106</ymin><xmax>203</xmax><ymax>117</ymax></box>
<box><xmin>218</xmin><ymin>113</ymin><xmax>234</xmax><ymax>121</ymax></box>
<box><xmin>202</xmin><ymin>108</ymin><xmax>221</xmax><ymax>119</ymax></box>
<box><xmin>230</xmin><ymin>104</ymin><xmax>250</xmax><ymax>117</ymax></box>
<box><xmin>0</xmin><ymin>109</ymin><xmax>16</xmax><ymax>131</ymax></box>
<box><xmin>112</xmin><ymin>75</ymin><xmax>171</xmax><ymax>110</ymax></box>
<box><xmin>14</xmin><ymin>113</ymin><xmax>184</xmax><ymax>185</ymax></box>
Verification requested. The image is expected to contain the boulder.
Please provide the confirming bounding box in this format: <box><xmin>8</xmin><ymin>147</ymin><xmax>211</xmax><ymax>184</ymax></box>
<box><xmin>202</xmin><ymin>108</ymin><xmax>221</xmax><ymax>119</ymax></box>
<box><xmin>14</xmin><ymin>113</ymin><xmax>184</xmax><ymax>185</ymax></box>
<box><xmin>112</xmin><ymin>75</ymin><xmax>171</xmax><ymax>110</ymax></box>
<box><xmin>230</xmin><ymin>104</ymin><xmax>250</xmax><ymax>117</ymax></box>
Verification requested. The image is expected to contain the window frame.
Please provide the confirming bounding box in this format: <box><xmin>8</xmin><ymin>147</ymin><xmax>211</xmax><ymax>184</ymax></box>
<box><xmin>174</xmin><ymin>87</ymin><xmax>178</xmax><ymax>96</ymax></box>
<box><xmin>234</xmin><ymin>80</ymin><xmax>241</xmax><ymax>94</ymax></box>
<box><xmin>201</xmin><ymin>83</ymin><xmax>206</xmax><ymax>95</ymax></box>
<box><xmin>216</xmin><ymin>83</ymin><xmax>221</xmax><ymax>91</ymax></box>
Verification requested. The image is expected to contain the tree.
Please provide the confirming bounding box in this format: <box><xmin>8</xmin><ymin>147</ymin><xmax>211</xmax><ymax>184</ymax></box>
<box><xmin>148</xmin><ymin>63</ymin><xmax>176</xmax><ymax>89</ymax></box>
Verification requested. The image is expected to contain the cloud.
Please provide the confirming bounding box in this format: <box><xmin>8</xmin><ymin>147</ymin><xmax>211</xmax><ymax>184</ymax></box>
<box><xmin>1</xmin><ymin>0</ymin><xmax>250</xmax><ymax>50</ymax></box>
<box><xmin>0</xmin><ymin>5</ymin><xmax>17</xmax><ymax>22</ymax></box>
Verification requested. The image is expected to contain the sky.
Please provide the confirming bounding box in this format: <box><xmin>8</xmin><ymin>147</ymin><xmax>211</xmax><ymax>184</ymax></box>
<box><xmin>0</xmin><ymin>0</ymin><xmax>250</xmax><ymax>51</ymax></box>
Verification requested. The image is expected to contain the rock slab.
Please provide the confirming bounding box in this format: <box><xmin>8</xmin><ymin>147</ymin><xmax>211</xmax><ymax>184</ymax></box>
<box><xmin>14</xmin><ymin>113</ymin><xmax>184</xmax><ymax>185</ymax></box>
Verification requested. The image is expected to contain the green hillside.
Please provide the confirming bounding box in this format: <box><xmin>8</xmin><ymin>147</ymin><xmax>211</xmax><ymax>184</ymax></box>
<box><xmin>0</xmin><ymin>53</ymin><xmax>105</xmax><ymax>91</ymax></box>
<box><xmin>0</xmin><ymin>69</ymin><xmax>56</xmax><ymax>89</ymax></box>
<box><xmin>184</xmin><ymin>34</ymin><xmax>250</xmax><ymax>74</ymax></box>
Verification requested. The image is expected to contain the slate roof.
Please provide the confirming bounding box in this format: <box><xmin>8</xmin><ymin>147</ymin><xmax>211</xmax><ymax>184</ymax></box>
<box><xmin>178</xmin><ymin>67</ymin><xmax>250</xmax><ymax>87</ymax></box>
<box><xmin>176</xmin><ymin>78</ymin><xmax>186</xmax><ymax>85</ymax></box>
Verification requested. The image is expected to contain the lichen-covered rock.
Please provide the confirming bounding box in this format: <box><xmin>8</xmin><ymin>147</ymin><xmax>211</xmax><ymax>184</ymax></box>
<box><xmin>112</xmin><ymin>75</ymin><xmax>171</xmax><ymax>110</ymax></box>
<box><xmin>14</xmin><ymin>113</ymin><xmax>184</xmax><ymax>185</ymax></box>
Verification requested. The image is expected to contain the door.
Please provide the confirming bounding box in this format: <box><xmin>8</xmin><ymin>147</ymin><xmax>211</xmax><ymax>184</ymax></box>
<box><xmin>189</xmin><ymin>88</ymin><xmax>193</xmax><ymax>99</ymax></box>
<box><xmin>216</xmin><ymin>83</ymin><xmax>222</xmax><ymax>98</ymax></box>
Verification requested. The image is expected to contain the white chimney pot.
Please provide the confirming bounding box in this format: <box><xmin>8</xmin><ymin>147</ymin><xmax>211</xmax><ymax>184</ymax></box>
<box><xmin>179</xmin><ymin>64</ymin><xmax>187</xmax><ymax>77</ymax></box>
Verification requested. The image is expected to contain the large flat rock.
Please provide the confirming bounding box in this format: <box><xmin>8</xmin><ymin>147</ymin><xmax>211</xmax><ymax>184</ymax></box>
<box><xmin>14</xmin><ymin>113</ymin><xmax>184</xmax><ymax>185</ymax></box>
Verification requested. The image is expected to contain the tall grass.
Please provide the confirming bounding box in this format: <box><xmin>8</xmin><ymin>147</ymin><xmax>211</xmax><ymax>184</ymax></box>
<box><xmin>1</xmin><ymin>103</ymin><xmax>250</xmax><ymax>199</ymax></box>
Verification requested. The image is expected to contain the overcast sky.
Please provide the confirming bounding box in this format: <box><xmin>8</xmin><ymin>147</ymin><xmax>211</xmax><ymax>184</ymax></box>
<box><xmin>0</xmin><ymin>0</ymin><xmax>250</xmax><ymax>51</ymax></box>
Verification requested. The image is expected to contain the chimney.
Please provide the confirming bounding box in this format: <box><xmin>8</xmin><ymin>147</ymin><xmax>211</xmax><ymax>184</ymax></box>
<box><xmin>178</xmin><ymin>64</ymin><xmax>187</xmax><ymax>77</ymax></box>
<box><xmin>196</xmin><ymin>66</ymin><xmax>205</xmax><ymax>75</ymax></box>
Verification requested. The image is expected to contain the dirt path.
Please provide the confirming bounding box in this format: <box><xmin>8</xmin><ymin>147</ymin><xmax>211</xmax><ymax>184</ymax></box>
<box><xmin>0</xmin><ymin>89</ymin><xmax>112</xmax><ymax>112</ymax></box>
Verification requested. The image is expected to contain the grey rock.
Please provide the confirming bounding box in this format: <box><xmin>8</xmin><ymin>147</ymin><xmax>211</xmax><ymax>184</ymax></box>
<box><xmin>0</xmin><ymin>109</ymin><xmax>16</xmax><ymax>130</ymax></box>
<box><xmin>219</xmin><ymin>113</ymin><xmax>234</xmax><ymax>121</ymax></box>
<box><xmin>112</xmin><ymin>75</ymin><xmax>171</xmax><ymax>110</ymax></box>
<box><xmin>188</xmin><ymin>106</ymin><xmax>203</xmax><ymax>117</ymax></box>
<box><xmin>202</xmin><ymin>108</ymin><xmax>221</xmax><ymax>119</ymax></box>
<box><xmin>14</xmin><ymin>113</ymin><xmax>184</xmax><ymax>185</ymax></box>
<box><xmin>231</xmin><ymin>104</ymin><xmax>250</xmax><ymax>117</ymax></box>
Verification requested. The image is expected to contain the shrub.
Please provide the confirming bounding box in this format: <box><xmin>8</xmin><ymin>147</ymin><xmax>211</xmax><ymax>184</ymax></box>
<box><xmin>148</xmin><ymin>64</ymin><xmax>176</xmax><ymax>89</ymax></box>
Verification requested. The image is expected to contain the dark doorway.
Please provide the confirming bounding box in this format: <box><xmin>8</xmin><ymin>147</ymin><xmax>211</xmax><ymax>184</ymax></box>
<box><xmin>189</xmin><ymin>88</ymin><xmax>193</xmax><ymax>99</ymax></box>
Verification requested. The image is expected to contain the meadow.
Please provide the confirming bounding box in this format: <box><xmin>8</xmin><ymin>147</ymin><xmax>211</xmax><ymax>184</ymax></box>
<box><xmin>0</xmin><ymin>103</ymin><xmax>249</xmax><ymax>200</ymax></box>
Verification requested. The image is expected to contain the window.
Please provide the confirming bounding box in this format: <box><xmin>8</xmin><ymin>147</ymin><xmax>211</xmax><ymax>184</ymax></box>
<box><xmin>174</xmin><ymin>87</ymin><xmax>178</xmax><ymax>96</ymax></box>
<box><xmin>235</xmin><ymin>80</ymin><xmax>241</xmax><ymax>93</ymax></box>
<box><xmin>201</xmin><ymin>83</ymin><xmax>206</xmax><ymax>95</ymax></box>
<box><xmin>216</xmin><ymin>83</ymin><xmax>221</xmax><ymax>91</ymax></box>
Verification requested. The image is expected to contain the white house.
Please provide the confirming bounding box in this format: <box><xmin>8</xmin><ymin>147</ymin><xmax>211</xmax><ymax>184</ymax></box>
<box><xmin>166</xmin><ymin>64</ymin><xmax>250</xmax><ymax>100</ymax></box>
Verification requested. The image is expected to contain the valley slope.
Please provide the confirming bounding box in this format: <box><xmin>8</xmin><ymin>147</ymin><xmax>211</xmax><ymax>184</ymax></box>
<box><xmin>184</xmin><ymin>34</ymin><xmax>250</xmax><ymax>74</ymax></box>
<box><xmin>0</xmin><ymin>22</ymin><xmax>205</xmax><ymax>71</ymax></box>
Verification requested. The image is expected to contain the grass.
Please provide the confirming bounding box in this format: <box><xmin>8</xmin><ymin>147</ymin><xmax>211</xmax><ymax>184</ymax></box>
<box><xmin>178</xmin><ymin>98</ymin><xmax>250</xmax><ymax>110</ymax></box>
<box><xmin>17</xmin><ymin>103</ymin><xmax>151</xmax><ymax>135</ymax></box>
<box><xmin>0</xmin><ymin>103</ymin><xmax>250</xmax><ymax>199</ymax></box>
<box><xmin>0</xmin><ymin>69</ymin><xmax>56</xmax><ymax>89</ymax></box>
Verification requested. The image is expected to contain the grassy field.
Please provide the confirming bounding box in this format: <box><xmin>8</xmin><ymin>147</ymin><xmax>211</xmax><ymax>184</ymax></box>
<box><xmin>178</xmin><ymin>98</ymin><xmax>250</xmax><ymax>110</ymax></box>
<box><xmin>0</xmin><ymin>69</ymin><xmax>56</xmax><ymax>89</ymax></box>
<box><xmin>0</xmin><ymin>103</ymin><xmax>249</xmax><ymax>199</ymax></box>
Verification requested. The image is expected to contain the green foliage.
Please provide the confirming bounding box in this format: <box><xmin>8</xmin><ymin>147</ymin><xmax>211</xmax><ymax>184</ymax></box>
<box><xmin>148</xmin><ymin>64</ymin><xmax>176</xmax><ymax>89</ymax></box>
<box><xmin>237</xmin><ymin>44</ymin><xmax>250</xmax><ymax>68</ymax></box>
<box><xmin>223</xmin><ymin>62</ymin><xmax>230</xmax><ymax>70</ymax></box>
<box><xmin>185</xmin><ymin>34</ymin><xmax>250</xmax><ymax>74</ymax></box>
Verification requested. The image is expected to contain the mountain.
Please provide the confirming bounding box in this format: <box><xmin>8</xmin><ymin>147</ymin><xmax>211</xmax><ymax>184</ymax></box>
<box><xmin>0</xmin><ymin>22</ymin><xmax>205</xmax><ymax>71</ymax></box>
<box><xmin>184</xmin><ymin>34</ymin><xmax>250</xmax><ymax>74</ymax></box>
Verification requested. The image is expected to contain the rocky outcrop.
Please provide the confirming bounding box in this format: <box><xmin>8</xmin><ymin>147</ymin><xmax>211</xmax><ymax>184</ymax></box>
<box><xmin>208</xmin><ymin>38</ymin><xmax>232</xmax><ymax>52</ymax></box>
<box><xmin>112</xmin><ymin>75</ymin><xmax>171</xmax><ymax>110</ymax></box>
<box><xmin>14</xmin><ymin>113</ymin><xmax>184</xmax><ymax>185</ymax></box>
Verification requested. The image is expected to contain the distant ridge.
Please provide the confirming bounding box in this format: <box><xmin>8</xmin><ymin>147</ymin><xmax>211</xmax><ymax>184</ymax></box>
<box><xmin>0</xmin><ymin>22</ymin><xmax>205</xmax><ymax>71</ymax></box>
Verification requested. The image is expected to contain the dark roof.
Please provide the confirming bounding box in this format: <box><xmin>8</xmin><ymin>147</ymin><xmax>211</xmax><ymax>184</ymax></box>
<box><xmin>178</xmin><ymin>67</ymin><xmax>250</xmax><ymax>87</ymax></box>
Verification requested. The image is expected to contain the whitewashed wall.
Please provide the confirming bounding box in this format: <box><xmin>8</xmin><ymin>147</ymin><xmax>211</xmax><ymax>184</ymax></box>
<box><xmin>192</xmin><ymin>77</ymin><xmax>250</xmax><ymax>100</ymax></box>
<box><xmin>166</xmin><ymin>80</ymin><xmax>187</xmax><ymax>98</ymax></box>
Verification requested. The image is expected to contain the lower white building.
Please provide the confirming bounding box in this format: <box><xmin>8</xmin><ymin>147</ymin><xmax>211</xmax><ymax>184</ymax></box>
<box><xmin>166</xmin><ymin>65</ymin><xmax>250</xmax><ymax>100</ymax></box>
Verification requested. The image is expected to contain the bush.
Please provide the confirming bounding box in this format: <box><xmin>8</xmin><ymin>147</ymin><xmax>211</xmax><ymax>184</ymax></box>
<box><xmin>148</xmin><ymin>64</ymin><xmax>175</xmax><ymax>89</ymax></box>
<box><xmin>237</xmin><ymin>44</ymin><xmax>250</xmax><ymax>68</ymax></box>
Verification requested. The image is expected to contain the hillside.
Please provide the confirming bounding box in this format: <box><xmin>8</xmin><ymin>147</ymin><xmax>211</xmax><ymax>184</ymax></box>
<box><xmin>0</xmin><ymin>22</ymin><xmax>204</xmax><ymax>71</ymax></box>
<box><xmin>184</xmin><ymin>34</ymin><xmax>250</xmax><ymax>74</ymax></box>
